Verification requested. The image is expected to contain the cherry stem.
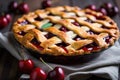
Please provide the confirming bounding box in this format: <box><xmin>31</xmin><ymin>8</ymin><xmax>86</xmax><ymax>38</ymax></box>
<box><xmin>40</xmin><ymin>57</ymin><xmax>53</xmax><ymax>70</ymax></box>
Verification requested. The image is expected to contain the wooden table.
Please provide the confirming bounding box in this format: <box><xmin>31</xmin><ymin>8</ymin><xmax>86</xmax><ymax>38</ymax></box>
<box><xmin>0</xmin><ymin>0</ymin><xmax>120</xmax><ymax>80</ymax></box>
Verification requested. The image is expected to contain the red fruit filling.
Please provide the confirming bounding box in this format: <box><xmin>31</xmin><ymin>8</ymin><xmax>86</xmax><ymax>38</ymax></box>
<box><xmin>56</xmin><ymin>42</ymin><xmax>69</xmax><ymax>53</ymax></box>
<box><xmin>96</xmin><ymin>16</ymin><xmax>106</xmax><ymax>20</ymax></box>
<box><xmin>48</xmin><ymin>13</ymin><xmax>54</xmax><ymax>16</ymax></box>
<box><xmin>18</xmin><ymin>31</ymin><xmax>26</xmax><ymax>36</ymax></box>
<box><xmin>73</xmin><ymin>35</ymin><xmax>83</xmax><ymax>41</ymax></box>
<box><xmin>85</xmin><ymin>18</ymin><xmax>94</xmax><ymax>23</ymax></box>
<box><xmin>18</xmin><ymin>20</ymin><xmax>31</xmax><ymax>26</ymax></box>
<box><xmin>35</xmin><ymin>16</ymin><xmax>43</xmax><ymax>21</ymax></box>
<box><xmin>103</xmin><ymin>36</ymin><xmax>111</xmax><ymax>44</ymax></box>
<box><xmin>101</xmin><ymin>25</ymin><xmax>109</xmax><ymax>29</ymax></box>
<box><xmin>31</xmin><ymin>38</ymin><xmax>44</xmax><ymax>50</ymax></box>
<box><xmin>72</xmin><ymin>22</ymin><xmax>81</xmax><ymax>27</ymax></box>
<box><xmin>82</xmin><ymin>43</ymin><xmax>100</xmax><ymax>52</ymax></box>
<box><xmin>87</xmin><ymin>30</ymin><xmax>94</xmax><ymax>35</ymax></box>
<box><xmin>59</xmin><ymin>26</ymin><xmax>69</xmax><ymax>32</ymax></box>
<box><xmin>45</xmin><ymin>32</ymin><xmax>55</xmax><ymax>39</ymax></box>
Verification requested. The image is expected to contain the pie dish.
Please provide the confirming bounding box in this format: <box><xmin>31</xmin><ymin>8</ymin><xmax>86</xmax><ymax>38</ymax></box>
<box><xmin>12</xmin><ymin>6</ymin><xmax>120</xmax><ymax>57</ymax></box>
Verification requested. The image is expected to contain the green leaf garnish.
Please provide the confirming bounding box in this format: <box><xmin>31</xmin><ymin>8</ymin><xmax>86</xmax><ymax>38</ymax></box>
<box><xmin>41</xmin><ymin>23</ymin><xmax>52</xmax><ymax>29</ymax></box>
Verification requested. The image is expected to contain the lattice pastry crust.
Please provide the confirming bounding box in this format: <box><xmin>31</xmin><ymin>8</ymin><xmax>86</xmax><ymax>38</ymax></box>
<box><xmin>13</xmin><ymin>6</ymin><xmax>120</xmax><ymax>56</ymax></box>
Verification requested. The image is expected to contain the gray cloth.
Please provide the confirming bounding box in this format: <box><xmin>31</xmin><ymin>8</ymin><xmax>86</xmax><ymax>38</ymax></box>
<box><xmin>0</xmin><ymin>32</ymin><xmax>120</xmax><ymax>80</ymax></box>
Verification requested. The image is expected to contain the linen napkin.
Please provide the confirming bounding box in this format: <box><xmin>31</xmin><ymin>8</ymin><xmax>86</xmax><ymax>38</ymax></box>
<box><xmin>0</xmin><ymin>32</ymin><xmax>120</xmax><ymax>80</ymax></box>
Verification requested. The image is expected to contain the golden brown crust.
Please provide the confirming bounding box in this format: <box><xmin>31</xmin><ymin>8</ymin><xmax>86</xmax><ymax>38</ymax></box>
<box><xmin>12</xmin><ymin>6</ymin><xmax>120</xmax><ymax>56</ymax></box>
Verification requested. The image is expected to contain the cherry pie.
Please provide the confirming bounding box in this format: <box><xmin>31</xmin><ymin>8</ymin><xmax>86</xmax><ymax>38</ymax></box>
<box><xmin>12</xmin><ymin>6</ymin><xmax>120</xmax><ymax>56</ymax></box>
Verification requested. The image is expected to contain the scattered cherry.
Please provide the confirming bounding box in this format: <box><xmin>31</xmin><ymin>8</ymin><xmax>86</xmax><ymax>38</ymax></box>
<box><xmin>42</xmin><ymin>0</ymin><xmax>52</xmax><ymax>9</ymax></box>
<box><xmin>86</xmin><ymin>4</ymin><xmax>97</xmax><ymax>11</ymax></box>
<box><xmin>19</xmin><ymin>59</ymin><xmax>34</xmax><ymax>74</ymax></box>
<box><xmin>30</xmin><ymin>67</ymin><xmax>47</xmax><ymax>80</ymax></box>
<box><xmin>4</xmin><ymin>13</ymin><xmax>12</xmax><ymax>23</ymax></box>
<box><xmin>47</xmin><ymin>67</ymin><xmax>65</xmax><ymax>80</ymax></box>
<box><xmin>98</xmin><ymin>8</ymin><xmax>107</xmax><ymax>15</ymax></box>
<box><xmin>18</xmin><ymin>2</ymin><xmax>29</xmax><ymax>14</ymax></box>
<box><xmin>101</xmin><ymin>3</ymin><xmax>113</xmax><ymax>10</ymax></box>
<box><xmin>108</xmin><ymin>6</ymin><xmax>119</xmax><ymax>17</ymax></box>
<box><xmin>0</xmin><ymin>16</ymin><xmax>8</xmax><ymax>29</ymax></box>
<box><xmin>8</xmin><ymin>1</ymin><xmax>18</xmax><ymax>12</ymax></box>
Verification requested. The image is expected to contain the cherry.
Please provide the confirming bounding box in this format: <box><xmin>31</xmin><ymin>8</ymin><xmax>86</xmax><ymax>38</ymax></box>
<box><xmin>72</xmin><ymin>22</ymin><xmax>80</xmax><ymax>26</ymax></box>
<box><xmin>30</xmin><ymin>67</ymin><xmax>47</xmax><ymax>80</ymax></box>
<box><xmin>47</xmin><ymin>67</ymin><xmax>65</xmax><ymax>80</ymax></box>
<box><xmin>18</xmin><ymin>2</ymin><xmax>29</xmax><ymax>14</ymax></box>
<box><xmin>101</xmin><ymin>3</ymin><xmax>113</xmax><ymax>10</ymax></box>
<box><xmin>59</xmin><ymin>26</ymin><xmax>69</xmax><ymax>32</ymax></box>
<box><xmin>108</xmin><ymin>6</ymin><xmax>119</xmax><ymax>17</ymax></box>
<box><xmin>74</xmin><ymin>35</ymin><xmax>82</xmax><ymax>41</ymax></box>
<box><xmin>87</xmin><ymin>31</ymin><xmax>94</xmax><ymax>35</ymax></box>
<box><xmin>98</xmin><ymin>8</ymin><xmax>107</xmax><ymax>15</ymax></box>
<box><xmin>19</xmin><ymin>59</ymin><xmax>34</xmax><ymax>74</ymax></box>
<box><xmin>18</xmin><ymin>31</ymin><xmax>26</xmax><ymax>36</ymax></box>
<box><xmin>86</xmin><ymin>4</ymin><xmax>97</xmax><ymax>11</ymax></box>
<box><xmin>0</xmin><ymin>16</ymin><xmax>8</xmax><ymax>29</ymax></box>
<box><xmin>42</xmin><ymin>0</ymin><xmax>52</xmax><ymax>9</ymax></box>
<box><xmin>8</xmin><ymin>1</ymin><xmax>18</xmax><ymax>12</ymax></box>
<box><xmin>4</xmin><ymin>14</ymin><xmax>12</xmax><ymax>23</ymax></box>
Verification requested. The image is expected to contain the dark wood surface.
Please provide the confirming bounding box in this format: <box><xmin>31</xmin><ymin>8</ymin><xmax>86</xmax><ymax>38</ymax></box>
<box><xmin>0</xmin><ymin>0</ymin><xmax>120</xmax><ymax>80</ymax></box>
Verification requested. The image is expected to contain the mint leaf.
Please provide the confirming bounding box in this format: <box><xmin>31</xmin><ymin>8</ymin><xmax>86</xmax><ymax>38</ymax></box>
<box><xmin>41</xmin><ymin>23</ymin><xmax>52</xmax><ymax>29</ymax></box>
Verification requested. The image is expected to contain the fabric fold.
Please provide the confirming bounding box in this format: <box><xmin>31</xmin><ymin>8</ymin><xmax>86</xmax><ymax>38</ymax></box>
<box><xmin>0</xmin><ymin>32</ymin><xmax>120</xmax><ymax>80</ymax></box>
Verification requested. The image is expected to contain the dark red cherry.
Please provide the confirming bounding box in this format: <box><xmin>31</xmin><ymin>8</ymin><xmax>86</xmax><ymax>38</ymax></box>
<box><xmin>47</xmin><ymin>67</ymin><xmax>65</xmax><ymax>80</ymax></box>
<box><xmin>18</xmin><ymin>2</ymin><xmax>29</xmax><ymax>14</ymax></box>
<box><xmin>87</xmin><ymin>31</ymin><xmax>94</xmax><ymax>35</ymax></box>
<box><xmin>0</xmin><ymin>16</ymin><xmax>8</xmax><ymax>29</ymax></box>
<box><xmin>101</xmin><ymin>3</ymin><xmax>113</xmax><ymax>9</ymax></box>
<box><xmin>31</xmin><ymin>38</ymin><xmax>44</xmax><ymax>50</ymax></box>
<box><xmin>18</xmin><ymin>31</ymin><xmax>26</xmax><ymax>36</ymax></box>
<box><xmin>59</xmin><ymin>26</ymin><xmax>69</xmax><ymax>32</ymax></box>
<box><xmin>74</xmin><ymin>35</ymin><xmax>82</xmax><ymax>41</ymax></box>
<box><xmin>104</xmin><ymin>36</ymin><xmax>111</xmax><ymax>44</ymax></box>
<box><xmin>8</xmin><ymin>1</ymin><xmax>18</xmax><ymax>12</ymax></box>
<box><xmin>19</xmin><ymin>59</ymin><xmax>34</xmax><ymax>74</ymax></box>
<box><xmin>98</xmin><ymin>8</ymin><xmax>107</xmax><ymax>15</ymax></box>
<box><xmin>110</xmin><ymin>6</ymin><xmax>119</xmax><ymax>17</ymax></box>
<box><xmin>30</xmin><ymin>67</ymin><xmax>47</xmax><ymax>80</ymax></box>
<box><xmin>4</xmin><ymin>14</ymin><xmax>12</xmax><ymax>23</ymax></box>
<box><xmin>42</xmin><ymin>0</ymin><xmax>52</xmax><ymax>9</ymax></box>
<box><xmin>82</xmin><ymin>47</ymin><xmax>93</xmax><ymax>52</ymax></box>
<box><xmin>86</xmin><ymin>4</ymin><xmax>97</xmax><ymax>11</ymax></box>
<box><xmin>72</xmin><ymin>22</ymin><xmax>80</xmax><ymax>26</ymax></box>
<box><xmin>107</xmin><ymin>6</ymin><xmax>119</xmax><ymax>17</ymax></box>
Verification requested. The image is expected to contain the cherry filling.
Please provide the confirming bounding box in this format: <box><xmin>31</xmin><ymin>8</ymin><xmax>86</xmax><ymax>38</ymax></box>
<box><xmin>35</xmin><ymin>16</ymin><xmax>43</xmax><ymax>21</ymax></box>
<box><xmin>101</xmin><ymin>25</ymin><xmax>109</xmax><ymax>29</ymax></box>
<box><xmin>18</xmin><ymin>20</ymin><xmax>31</xmax><ymax>26</ymax></box>
<box><xmin>87</xmin><ymin>30</ymin><xmax>94</xmax><ymax>35</ymax></box>
<box><xmin>59</xmin><ymin>26</ymin><xmax>69</xmax><ymax>32</ymax></box>
<box><xmin>48</xmin><ymin>13</ymin><xmax>54</xmax><ymax>16</ymax></box>
<box><xmin>56</xmin><ymin>42</ymin><xmax>69</xmax><ymax>53</ymax></box>
<box><xmin>82</xmin><ymin>42</ymin><xmax>100</xmax><ymax>52</ymax></box>
<box><xmin>72</xmin><ymin>22</ymin><xmax>81</xmax><ymax>27</ymax></box>
<box><xmin>103</xmin><ymin>36</ymin><xmax>111</xmax><ymax>44</ymax></box>
<box><xmin>45</xmin><ymin>33</ymin><xmax>55</xmax><ymax>39</ymax></box>
<box><xmin>30</xmin><ymin>38</ymin><xmax>43</xmax><ymax>50</ymax></box>
<box><xmin>73</xmin><ymin>35</ymin><xmax>83</xmax><ymax>41</ymax></box>
<box><xmin>95</xmin><ymin>16</ymin><xmax>106</xmax><ymax>20</ymax></box>
<box><xmin>18</xmin><ymin>31</ymin><xmax>26</xmax><ymax>36</ymax></box>
<box><xmin>85</xmin><ymin>19</ymin><xmax>94</xmax><ymax>23</ymax></box>
<box><xmin>85</xmin><ymin>12</ymin><xmax>105</xmax><ymax>20</ymax></box>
